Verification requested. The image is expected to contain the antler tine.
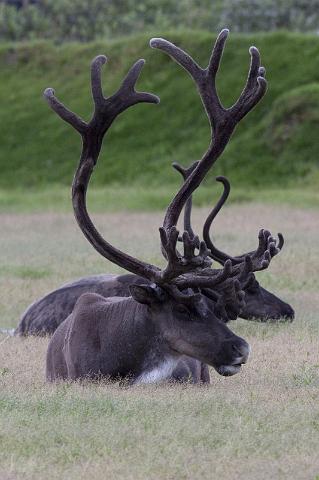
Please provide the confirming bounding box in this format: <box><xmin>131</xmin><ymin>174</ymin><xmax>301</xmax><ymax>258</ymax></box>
<box><xmin>91</xmin><ymin>55</ymin><xmax>107</xmax><ymax>107</ymax></box>
<box><xmin>203</xmin><ymin>175</ymin><xmax>233</xmax><ymax>264</ymax></box>
<box><xmin>207</xmin><ymin>29</ymin><xmax>229</xmax><ymax>78</ymax></box>
<box><xmin>44</xmin><ymin>88</ymin><xmax>87</xmax><ymax>134</ymax></box>
<box><xmin>119</xmin><ymin>59</ymin><xmax>160</xmax><ymax>105</ymax></box>
<box><xmin>151</xmin><ymin>30</ymin><xmax>229</xmax><ymax>125</ymax></box>
<box><xmin>175</xmin><ymin>259</ymin><xmax>233</xmax><ymax>290</ymax></box>
<box><xmin>172</xmin><ymin>161</ymin><xmax>199</xmax><ymax>180</ymax></box>
<box><xmin>230</xmin><ymin>48</ymin><xmax>267</xmax><ymax>121</ymax></box>
<box><xmin>149</xmin><ymin>38</ymin><xmax>203</xmax><ymax>83</ymax></box>
<box><xmin>173</xmin><ymin>161</ymin><xmax>199</xmax><ymax>240</ymax></box>
<box><xmin>159</xmin><ymin>226</ymin><xmax>181</xmax><ymax>280</ymax></box>
<box><xmin>182</xmin><ymin>230</ymin><xmax>199</xmax><ymax>261</ymax></box>
<box><xmin>151</xmin><ymin>30</ymin><xmax>267</xmax><ymax>131</ymax></box>
<box><xmin>235</xmin><ymin>256</ymin><xmax>255</xmax><ymax>288</ymax></box>
<box><xmin>95</xmin><ymin>59</ymin><xmax>160</xmax><ymax>120</ymax></box>
<box><xmin>227</xmin><ymin>229</ymin><xmax>281</xmax><ymax>278</ymax></box>
<box><xmin>202</xmin><ymin>277</ymin><xmax>246</xmax><ymax>323</ymax></box>
<box><xmin>159</xmin><ymin>226</ymin><xmax>212</xmax><ymax>283</ymax></box>
<box><xmin>164</xmin><ymin>284</ymin><xmax>201</xmax><ymax>305</ymax></box>
<box><xmin>89</xmin><ymin>57</ymin><xmax>160</xmax><ymax>127</ymax></box>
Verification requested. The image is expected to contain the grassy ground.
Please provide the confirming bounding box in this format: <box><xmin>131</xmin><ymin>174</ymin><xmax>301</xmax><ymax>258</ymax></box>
<box><xmin>0</xmin><ymin>203</ymin><xmax>318</xmax><ymax>479</ymax></box>
<box><xmin>0</xmin><ymin>31</ymin><xmax>319</xmax><ymax>190</ymax></box>
<box><xmin>0</xmin><ymin>185</ymin><xmax>319</xmax><ymax>213</ymax></box>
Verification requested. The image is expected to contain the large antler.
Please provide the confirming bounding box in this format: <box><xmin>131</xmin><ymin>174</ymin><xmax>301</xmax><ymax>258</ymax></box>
<box><xmin>173</xmin><ymin>162</ymin><xmax>283</xmax><ymax>275</ymax></box>
<box><xmin>43</xmin><ymin>54</ymin><xmax>217</xmax><ymax>294</ymax></box>
<box><xmin>150</xmin><ymin>30</ymin><xmax>267</xmax><ymax>232</ymax></box>
<box><xmin>44</xmin><ymin>56</ymin><xmax>163</xmax><ymax>283</ymax></box>
<box><xmin>203</xmin><ymin>176</ymin><xmax>284</xmax><ymax>270</ymax></box>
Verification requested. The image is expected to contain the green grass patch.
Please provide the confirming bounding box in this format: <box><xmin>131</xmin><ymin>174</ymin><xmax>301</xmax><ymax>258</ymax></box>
<box><xmin>0</xmin><ymin>265</ymin><xmax>51</xmax><ymax>279</ymax></box>
<box><xmin>0</xmin><ymin>184</ymin><xmax>318</xmax><ymax>213</ymax></box>
<box><xmin>0</xmin><ymin>31</ymin><xmax>318</xmax><ymax>191</ymax></box>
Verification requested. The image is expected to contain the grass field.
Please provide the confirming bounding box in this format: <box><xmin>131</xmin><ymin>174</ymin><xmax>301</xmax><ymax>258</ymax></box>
<box><xmin>0</xmin><ymin>184</ymin><xmax>319</xmax><ymax>213</ymax></box>
<box><xmin>0</xmin><ymin>201</ymin><xmax>319</xmax><ymax>480</ymax></box>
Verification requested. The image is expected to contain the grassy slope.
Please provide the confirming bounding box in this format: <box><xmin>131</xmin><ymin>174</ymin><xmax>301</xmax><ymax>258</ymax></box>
<box><xmin>0</xmin><ymin>31</ymin><xmax>318</xmax><ymax>194</ymax></box>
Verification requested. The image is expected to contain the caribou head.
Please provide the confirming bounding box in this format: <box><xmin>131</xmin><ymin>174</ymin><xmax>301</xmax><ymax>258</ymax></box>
<box><xmin>44</xmin><ymin>31</ymin><xmax>279</xmax><ymax>383</ymax></box>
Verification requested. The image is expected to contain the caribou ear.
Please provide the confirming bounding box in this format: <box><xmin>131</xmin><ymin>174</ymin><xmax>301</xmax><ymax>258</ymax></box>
<box><xmin>129</xmin><ymin>284</ymin><xmax>165</xmax><ymax>305</ymax></box>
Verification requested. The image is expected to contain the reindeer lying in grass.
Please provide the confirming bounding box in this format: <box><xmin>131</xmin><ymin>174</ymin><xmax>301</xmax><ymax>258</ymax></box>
<box><xmin>31</xmin><ymin>31</ymin><xmax>286</xmax><ymax>383</ymax></box>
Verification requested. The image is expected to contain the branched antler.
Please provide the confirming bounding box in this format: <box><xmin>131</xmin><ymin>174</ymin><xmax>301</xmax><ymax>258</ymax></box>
<box><xmin>150</xmin><ymin>30</ymin><xmax>267</xmax><ymax>231</ymax></box>
<box><xmin>44</xmin><ymin>56</ymin><xmax>162</xmax><ymax>282</ymax></box>
<box><xmin>159</xmin><ymin>226</ymin><xmax>211</xmax><ymax>282</ymax></box>
<box><xmin>203</xmin><ymin>279</ymin><xmax>246</xmax><ymax>321</ymax></box>
<box><xmin>203</xmin><ymin>176</ymin><xmax>284</xmax><ymax>269</ymax></box>
<box><xmin>174</xmin><ymin>259</ymin><xmax>233</xmax><ymax>290</ymax></box>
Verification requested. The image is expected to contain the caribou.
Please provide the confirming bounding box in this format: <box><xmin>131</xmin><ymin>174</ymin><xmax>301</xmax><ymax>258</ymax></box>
<box><xmin>42</xmin><ymin>31</ymin><xmax>282</xmax><ymax>383</ymax></box>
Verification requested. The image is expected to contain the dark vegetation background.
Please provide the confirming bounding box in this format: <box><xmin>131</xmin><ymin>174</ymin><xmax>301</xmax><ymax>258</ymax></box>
<box><xmin>1</xmin><ymin>1</ymin><xmax>319</xmax><ymax>41</ymax></box>
<box><xmin>0</xmin><ymin>0</ymin><xmax>318</xmax><ymax>196</ymax></box>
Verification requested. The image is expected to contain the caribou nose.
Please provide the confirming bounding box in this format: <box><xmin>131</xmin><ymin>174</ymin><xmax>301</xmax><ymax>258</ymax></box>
<box><xmin>214</xmin><ymin>336</ymin><xmax>251</xmax><ymax>377</ymax></box>
<box><xmin>231</xmin><ymin>338</ymin><xmax>250</xmax><ymax>363</ymax></box>
<box><xmin>283</xmin><ymin>304</ymin><xmax>294</xmax><ymax>321</ymax></box>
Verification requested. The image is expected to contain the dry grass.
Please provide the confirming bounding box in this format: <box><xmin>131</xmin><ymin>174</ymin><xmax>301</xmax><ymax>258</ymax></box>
<box><xmin>0</xmin><ymin>204</ymin><xmax>319</xmax><ymax>480</ymax></box>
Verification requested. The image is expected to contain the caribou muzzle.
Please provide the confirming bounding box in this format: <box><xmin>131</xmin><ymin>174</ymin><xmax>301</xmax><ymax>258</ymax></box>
<box><xmin>241</xmin><ymin>285</ymin><xmax>295</xmax><ymax>322</ymax></box>
<box><xmin>215</xmin><ymin>337</ymin><xmax>250</xmax><ymax>377</ymax></box>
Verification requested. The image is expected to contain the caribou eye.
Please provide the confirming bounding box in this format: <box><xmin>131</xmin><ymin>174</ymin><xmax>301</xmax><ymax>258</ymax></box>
<box><xmin>174</xmin><ymin>304</ymin><xmax>191</xmax><ymax>317</ymax></box>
